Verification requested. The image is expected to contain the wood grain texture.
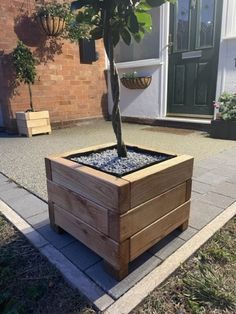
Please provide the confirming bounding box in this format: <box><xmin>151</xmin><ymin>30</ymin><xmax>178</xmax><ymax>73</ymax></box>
<box><xmin>45</xmin><ymin>158</ymin><xmax>52</xmax><ymax>180</ymax></box>
<box><xmin>50</xmin><ymin>158</ymin><xmax>130</xmax><ymax>212</ymax></box>
<box><xmin>186</xmin><ymin>179</ymin><xmax>192</xmax><ymax>201</ymax></box>
<box><xmin>16</xmin><ymin>111</ymin><xmax>51</xmax><ymax>137</ymax></box>
<box><xmin>108</xmin><ymin>182</ymin><xmax>187</xmax><ymax>242</ymax></box>
<box><xmin>31</xmin><ymin>125</ymin><xmax>51</xmax><ymax>135</ymax></box>
<box><xmin>54</xmin><ymin>204</ymin><xmax>129</xmax><ymax>268</ymax></box>
<box><xmin>51</xmin><ymin>142</ymin><xmax>116</xmax><ymax>159</ymax></box>
<box><xmin>47</xmin><ymin>180</ymin><xmax>109</xmax><ymax>234</ymax></box>
<box><xmin>123</xmin><ymin>155</ymin><xmax>194</xmax><ymax>208</ymax></box>
<box><xmin>130</xmin><ymin>201</ymin><xmax>191</xmax><ymax>260</ymax></box>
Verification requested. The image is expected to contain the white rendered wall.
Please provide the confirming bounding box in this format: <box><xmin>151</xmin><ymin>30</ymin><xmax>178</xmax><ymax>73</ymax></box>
<box><xmin>216</xmin><ymin>0</ymin><xmax>236</xmax><ymax>98</ymax></box>
<box><xmin>108</xmin><ymin>4</ymin><xmax>169</xmax><ymax>119</ymax></box>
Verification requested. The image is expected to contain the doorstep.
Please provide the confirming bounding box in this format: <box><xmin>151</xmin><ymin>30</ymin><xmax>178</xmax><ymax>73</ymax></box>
<box><xmin>121</xmin><ymin>116</ymin><xmax>211</xmax><ymax>131</ymax></box>
<box><xmin>1</xmin><ymin>145</ymin><xmax>236</xmax><ymax>313</ymax></box>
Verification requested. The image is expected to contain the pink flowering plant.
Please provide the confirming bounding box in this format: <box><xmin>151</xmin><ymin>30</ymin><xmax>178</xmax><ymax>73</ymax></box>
<box><xmin>215</xmin><ymin>92</ymin><xmax>236</xmax><ymax>121</ymax></box>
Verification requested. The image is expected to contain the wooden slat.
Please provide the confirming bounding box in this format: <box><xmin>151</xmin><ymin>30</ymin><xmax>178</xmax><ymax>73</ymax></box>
<box><xmin>16</xmin><ymin>111</ymin><xmax>50</xmax><ymax>120</ymax></box>
<box><xmin>28</xmin><ymin>111</ymin><xmax>49</xmax><ymax>120</ymax></box>
<box><xmin>49</xmin><ymin>143</ymin><xmax>116</xmax><ymax>159</ymax></box>
<box><xmin>45</xmin><ymin>158</ymin><xmax>52</xmax><ymax>180</ymax></box>
<box><xmin>186</xmin><ymin>179</ymin><xmax>192</xmax><ymax>201</ymax></box>
<box><xmin>109</xmin><ymin>182</ymin><xmax>187</xmax><ymax>242</ymax></box>
<box><xmin>47</xmin><ymin>180</ymin><xmax>109</xmax><ymax>234</ymax></box>
<box><xmin>125</xmin><ymin>142</ymin><xmax>178</xmax><ymax>157</ymax></box>
<box><xmin>17</xmin><ymin>118</ymin><xmax>49</xmax><ymax>128</ymax></box>
<box><xmin>31</xmin><ymin>125</ymin><xmax>51</xmax><ymax>135</ymax></box>
<box><xmin>130</xmin><ymin>201</ymin><xmax>190</xmax><ymax>261</ymax></box>
<box><xmin>123</xmin><ymin>155</ymin><xmax>193</xmax><ymax>208</ymax></box>
<box><xmin>54</xmin><ymin>204</ymin><xmax>129</xmax><ymax>268</ymax></box>
<box><xmin>50</xmin><ymin>158</ymin><xmax>130</xmax><ymax>212</ymax></box>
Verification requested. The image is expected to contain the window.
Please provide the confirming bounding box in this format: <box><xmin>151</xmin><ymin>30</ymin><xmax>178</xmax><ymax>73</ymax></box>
<box><xmin>114</xmin><ymin>8</ymin><xmax>160</xmax><ymax>63</ymax></box>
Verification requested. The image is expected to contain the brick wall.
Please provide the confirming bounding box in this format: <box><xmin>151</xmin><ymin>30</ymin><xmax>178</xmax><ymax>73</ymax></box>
<box><xmin>0</xmin><ymin>0</ymin><xmax>107</xmax><ymax>130</ymax></box>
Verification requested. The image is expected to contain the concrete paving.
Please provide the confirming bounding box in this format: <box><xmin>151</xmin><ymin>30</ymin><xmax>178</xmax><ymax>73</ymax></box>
<box><xmin>1</xmin><ymin>121</ymin><xmax>236</xmax><ymax>312</ymax></box>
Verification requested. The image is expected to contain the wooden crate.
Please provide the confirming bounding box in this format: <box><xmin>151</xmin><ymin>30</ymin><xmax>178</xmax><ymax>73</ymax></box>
<box><xmin>16</xmin><ymin>111</ymin><xmax>52</xmax><ymax>137</ymax></box>
<box><xmin>45</xmin><ymin>143</ymin><xmax>194</xmax><ymax>280</ymax></box>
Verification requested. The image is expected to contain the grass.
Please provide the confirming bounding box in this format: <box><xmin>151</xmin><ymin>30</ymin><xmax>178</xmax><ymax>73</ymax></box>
<box><xmin>0</xmin><ymin>213</ymin><xmax>95</xmax><ymax>314</ymax></box>
<box><xmin>133</xmin><ymin>216</ymin><xmax>236</xmax><ymax>314</ymax></box>
<box><xmin>1</xmin><ymin>212</ymin><xmax>235</xmax><ymax>314</ymax></box>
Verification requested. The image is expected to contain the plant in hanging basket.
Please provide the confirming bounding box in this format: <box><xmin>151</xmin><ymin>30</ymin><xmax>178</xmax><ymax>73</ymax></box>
<box><xmin>35</xmin><ymin>1</ymin><xmax>72</xmax><ymax>37</ymax></box>
<box><xmin>121</xmin><ymin>71</ymin><xmax>152</xmax><ymax>89</ymax></box>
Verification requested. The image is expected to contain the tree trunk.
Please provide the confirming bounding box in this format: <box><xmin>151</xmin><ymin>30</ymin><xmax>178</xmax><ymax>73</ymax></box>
<box><xmin>103</xmin><ymin>8</ymin><xmax>127</xmax><ymax>157</ymax></box>
<box><xmin>28</xmin><ymin>83</ymin><xmax>34</xmax><ymax>112</ymax></box>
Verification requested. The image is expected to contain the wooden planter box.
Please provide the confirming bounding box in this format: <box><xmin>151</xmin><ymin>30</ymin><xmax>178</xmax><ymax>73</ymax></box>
<box><xmin>16</xmin><ymin>111</ymin><xmax>51</xmax><ymax>137</ymax></box>
<box><xmin>45</xmin><ymin>143</ymin><xmax>193</xmax><ymax>280</ymax></box>
<box><xmin>210</xmin><ymin>120</ymin><xmax>236</xmax><ymax>140</ymax></box>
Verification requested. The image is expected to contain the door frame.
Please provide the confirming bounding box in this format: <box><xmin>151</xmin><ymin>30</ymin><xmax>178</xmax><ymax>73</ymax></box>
<box><xmin>158</xmin><ymin>0</ymin><xmax>226</xmax><ymax>120</ymax></box>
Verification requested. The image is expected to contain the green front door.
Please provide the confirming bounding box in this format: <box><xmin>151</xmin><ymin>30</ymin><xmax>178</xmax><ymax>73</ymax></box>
<box><xmin>167</xmin><ymin>0</ymin><xmax>222</xmax><ymax>117</ymax></box>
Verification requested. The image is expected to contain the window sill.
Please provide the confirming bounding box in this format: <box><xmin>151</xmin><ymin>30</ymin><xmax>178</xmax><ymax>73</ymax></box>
<box><xmin>114</xmin><ymin>59</ymin><xmax>163</xmax><ymax>69</ymax></box>
<box><xmin>222</xmin><ymin>35</ymin><xmax>236</xmax><ymax>41</ymax></box>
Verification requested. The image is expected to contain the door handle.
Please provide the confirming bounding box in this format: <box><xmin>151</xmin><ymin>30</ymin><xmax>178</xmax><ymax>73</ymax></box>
<box><xmin>168</xmin><ymin>34</ymin><xmax>173</xmax><ymax>54</ymax></box>
<box><xmin>191</xmin><ymin>0</ymin><xmax>197</xmax><ymax>9</ymax></box>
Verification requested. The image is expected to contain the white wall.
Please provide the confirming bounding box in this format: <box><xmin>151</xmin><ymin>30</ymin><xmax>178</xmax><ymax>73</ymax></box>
<box><xmin>108</xmin><ymin>63</ymin><xmax>163</xmax><ymax>119</ymax></box>
<box><xmin>108</xmin><ymin>4</ymin><xmax>169</xmax><ymax>119</ymax></box>
<box><xmin>216</xmin><ymin>0</ymin><xmax>236</xmax><ymax>98</ymax></box>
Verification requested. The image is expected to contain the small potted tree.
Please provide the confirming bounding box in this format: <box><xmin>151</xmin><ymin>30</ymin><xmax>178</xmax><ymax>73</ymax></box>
<box><xmin>46</xmin><ymin>0</ymin><xmax>193</xmax><ymax>280</ymax></box>
<box><xmin>13</xmin><ymin>41</ymin><xmax>51</xmax><ymax>137</ymax></box>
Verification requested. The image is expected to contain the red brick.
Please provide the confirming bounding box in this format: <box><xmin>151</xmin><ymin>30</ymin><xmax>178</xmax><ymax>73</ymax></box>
<box><xmin>0</xmin><ymin>0</ymin><xmax>107</xmax><ymax>130</ymax></box>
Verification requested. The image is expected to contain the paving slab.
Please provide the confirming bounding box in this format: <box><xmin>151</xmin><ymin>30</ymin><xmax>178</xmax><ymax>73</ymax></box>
<box><xmin>192</xmin><ymin>180</ymin><xmax>212</xmax><ymax>194</ymax></box>
<box><xmin>211</xmin><ymin>181</ymin><xmax>236</xmax><ymax>198</ymax></box>
<box><xmin>86</xmin><ymin>252</ymin><xmax>161</xmax><ymax>300</ymax></box>
<box><xmin>0</xmin><ymin>185</ymin><xmax>30</xmax><ymax>203</ymax></box>
<box><xmin>189</xmin><ymin>199</ymin><xmax>224</xmax><ymax>230</ymax></box>
<box><xmin>194</xmin><ymin>172</ymin><xmax>229</xmax><ymax>185</ymax></box>
<box><xmin>176</xmin><ymin>226</ymin><xmax>198</xmax><ymax>241</ymax></box>
<box><xmin>26</xmin><ymin>210</ymin><xmax>49</xmax><ymax>229</ymax></box>
<box><xmin>6</xmin><ymin>194</ymin><xmax>48</xmax><ymax>219</ymax></box>
<box><xmin>0</xmin><ymin>174</ymin><xmax>8</xmax><ymax>184</ymax></box>
<box><xmin>149</xmin><ymin>231</ymin><xmax>185</xmax><ymax>259</ymax></box>
<box><xmin>197</xmin><ymin>191</ymin><xmax>235</xmax><ymax>209</ymax></box>
<box><xmin>40</xmin><ymin>244</ymin><xmax>114</xmax><ymax>311</ymax></box>
<box><xmin>37</xmin><ymin>224</ymin><xmax>75</xmax><ymax>249</ymax></box>
<box><xmin>61</xmin><ymin>240</ymin><xmax>101</xmax><ymax>271</ymax></box>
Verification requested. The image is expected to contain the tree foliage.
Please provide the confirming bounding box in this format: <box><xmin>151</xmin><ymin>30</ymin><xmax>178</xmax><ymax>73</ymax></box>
<box><xmin>12</xmin><ymin>41</ymin><xmax>38</xmax><ymax>111</ymax></box>
<box><xmin>71</xmin><ymin>0</ymin><xmax>175</xmax><ymax>157</ymax></box>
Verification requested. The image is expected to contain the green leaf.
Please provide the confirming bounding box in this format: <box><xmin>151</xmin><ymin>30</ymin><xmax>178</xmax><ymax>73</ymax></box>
<box><xmin>112</xmin><ymin>29</ymin><xmax>120</xmax><ymax>47</ymax></box>
<box><xmin>128</xmin><ymin>12</ymin><xmax>139</xmax><ymax>34</ymax></box>
<box><xmin>146</xmin><ymin>0</ymin><xmax>165</xmax><ymax>7</ymax></box>
<box><xmin>135</xmin><ymin>11</ymin><xmax>152</xmax><ymax>32</ymax></box>
<box><xmin>90</xmin><ymin>27</ymin><xmax>103</xmax><ymax>40</ymax></box>
<box><xmin>120</xmin><ymin>28</ymin><xmax>131</xmax><ymax>45</ymax></box>
<box><xmin>71</xmin><ymin>0</ymin><xmax>96</xmax><ymax>11</ymax></box>
<box><xmin>136</xmin><ymin>1</ymin><xmax>152</xmax><ymax>11</ymax></box>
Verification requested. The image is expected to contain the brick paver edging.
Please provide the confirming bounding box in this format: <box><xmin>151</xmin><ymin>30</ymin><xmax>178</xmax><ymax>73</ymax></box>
<box><xmin>1</xmin><ymin>199</ymin><xmax>236</xmax><ymax>313</ymax></box>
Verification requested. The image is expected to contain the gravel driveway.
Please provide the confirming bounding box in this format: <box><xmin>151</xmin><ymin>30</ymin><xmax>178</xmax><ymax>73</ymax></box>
<box><xmin>1</xmin><ymin>120</ymin><xmax>235</xmax><ymax>200</ymax></box>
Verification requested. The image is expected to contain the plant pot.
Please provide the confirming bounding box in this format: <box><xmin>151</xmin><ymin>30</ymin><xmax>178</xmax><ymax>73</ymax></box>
<box><xmin>121</xmin><ymin>76</ymin><xmax>152</xmax><ymax>89</ymax></box>
<box><xmin>16</xmin><ymin>111</ymin><xmax>52</xmax><ymax>137</ymax></box>
<box><xmin>210</xmin><ymin>120</ymin><xmax>236</xmax><ymax>140</ymax></box>
<box><xmin>45</xmin><ymin>143</ymin><xmax>193</xmax><ymax>280</ymax></box>
<box><xmin>37</xmin><ymin>16</ymin><xmax>65</xmax><ymax>37</ymax></box>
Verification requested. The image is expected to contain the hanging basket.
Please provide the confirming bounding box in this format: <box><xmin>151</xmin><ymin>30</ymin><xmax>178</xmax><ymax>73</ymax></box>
<box><xmin>37</xmin><ymin>15</ymin><xmax>65</xmax><ymax>37</ymax></box>
<box><xmin>121</xmin><ymin>76</ymin><xmax>152</xmax><ymax>89</ymax></box>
